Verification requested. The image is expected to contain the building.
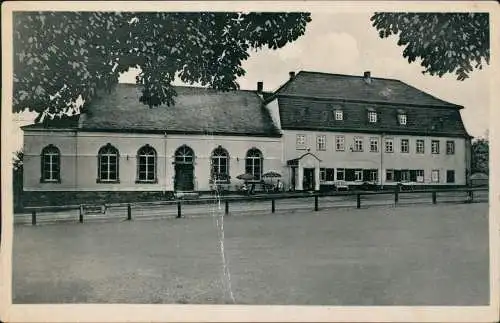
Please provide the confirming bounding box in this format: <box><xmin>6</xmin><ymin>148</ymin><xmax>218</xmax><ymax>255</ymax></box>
<box><xmin>21</xmin><ymin>71</ymin><xmax>472</xmax><ymax>206</ymax></box>
<box><xmin>264</xmin><ymin>71</ymin><xmax>472</xmax><ymax>191</ymax></box>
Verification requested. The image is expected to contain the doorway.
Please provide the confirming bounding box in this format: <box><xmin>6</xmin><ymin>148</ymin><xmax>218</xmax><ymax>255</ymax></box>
<box><xmin>174</xmin><ymin>145</ymin><xmax>195</xmax><ymax>191</ymax></box>
<box><xmin>303</xmin><ymin>168</ymin><xmax>315</xmax><ymax>191</ymax></box>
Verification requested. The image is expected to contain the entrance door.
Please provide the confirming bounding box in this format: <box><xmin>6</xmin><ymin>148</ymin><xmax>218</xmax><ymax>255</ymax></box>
<box><xmin>303</xmin><ymin>168</ymin><xmax>315</xmax><ymax>191</ymax></box>
<box><xmin>175</xmin><ymin>164</ymin><xmax>194</xmax><ymax>191</ymax></box>
<box><xmin>174</xmin><ymin>145</ymin><xmax>195</xmax><ymax>191</ymax></box>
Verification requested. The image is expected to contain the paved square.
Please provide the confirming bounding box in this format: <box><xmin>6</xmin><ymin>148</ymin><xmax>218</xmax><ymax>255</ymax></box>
<box><xmin>13</xmin><ymin>203</ymin><xmax>489</xmax><ymax>305</ymax></box>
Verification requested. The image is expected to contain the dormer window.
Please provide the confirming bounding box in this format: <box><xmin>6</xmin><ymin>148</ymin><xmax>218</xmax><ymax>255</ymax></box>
<box><xmin>368</xmin><ymin>110</ymin><xmax>377</xmax><ymax>123</ymax></box>
<box><xmin>398</xmin><ymin>113</ymin><xmax>407</xmax><ymax>125</ymax></box>
<box><xmin>334</xmin><ymin>109</ymin><xmax>343</xmax><ymax>121</ymax></box>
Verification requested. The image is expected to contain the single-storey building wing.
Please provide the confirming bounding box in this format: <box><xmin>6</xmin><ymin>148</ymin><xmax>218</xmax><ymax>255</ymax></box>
<box><xmin>22</xmin><ymin>70</ymin><xmax>472</xmax><ymax>206</ymax></box>
<box><xmin>22</xmin><ymin>85</ymin><xmax>283</xmax><ymax>205</ymax></box>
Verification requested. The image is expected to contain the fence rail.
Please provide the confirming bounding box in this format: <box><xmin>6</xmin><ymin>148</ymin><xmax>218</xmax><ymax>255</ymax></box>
<box><xmin>22</xmin><ymin>187</ymin><xmax>489</xmax><ymax>226</ymax></box>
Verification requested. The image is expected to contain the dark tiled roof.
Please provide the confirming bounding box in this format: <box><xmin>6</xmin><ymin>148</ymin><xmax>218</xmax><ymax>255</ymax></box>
<box><xmin>272</xmin><ymin>71</ymin><xmax>469</xmax><ymax>137</ymax></box>
<box><xmin>274</xmin><ymin>71</ymin><xmax>461</xmax><ymax>108</ymax></box>
<box><xmin>278</xmin><ymin>97</ymin><xmax>470</xmax><ymax>137</ymax></box>
<box><xmin>24</xmin><ymin>85</ymin><xmax>280</xmax><ymax>137</ymax></box>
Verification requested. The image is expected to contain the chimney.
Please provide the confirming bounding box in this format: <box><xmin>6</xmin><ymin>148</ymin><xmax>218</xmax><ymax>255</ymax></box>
<box><xmin>289</xmin><ymin>71</ymin><xmax>296</xmax><ymax>79</ymax></box>
<box><xmin>363</xmin><ymin>71</ymin><xmax>372</xmax><ymax>84</ymax></box>
<box><xmin>257</xmin><ymin>81</ymin><xmax>263</xmax><ymax>93</ymax></box>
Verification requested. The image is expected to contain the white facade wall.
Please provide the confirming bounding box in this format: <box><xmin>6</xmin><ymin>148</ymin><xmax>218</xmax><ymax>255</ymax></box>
<box><xmin>282</xmin><ymin>130</ymin><xmax>467</xmax><ymax>186</ymax></box>
<box><xmin>23</xmin><ymin>130</ymin><xmax>283</xmax><ymax>192</ymax></box>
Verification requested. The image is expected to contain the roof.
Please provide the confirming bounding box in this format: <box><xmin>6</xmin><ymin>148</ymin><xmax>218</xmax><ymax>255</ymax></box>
<box><xmin>24</xmin><ymin>84</ymin><xmax>280</xmax><ymax>137</ymax></box>
<box><xmin>287</xmin><ymin>152</ymin><xmax>321</xmax><ymax>166</ymax></box>
<box><xmin>271</xmin><ymin>71</ymin><xmax>470</xmax><ymax>138</ymax></box>
<box><xmin>271</xmin><ymin>71</ymin><xmax>461</xmax><ymax>108</ymax></box>
<box><xmin>277</xmin><ymin>97</ymin><xmax>469</xmax><ymax>137</ymax></box>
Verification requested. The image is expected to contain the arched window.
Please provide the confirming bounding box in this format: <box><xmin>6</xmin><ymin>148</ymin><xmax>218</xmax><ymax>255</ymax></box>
<box><xmin>211</xmin><ymin>146</ymin><xmax>229</xmax><ymax>182</ymax></box>
<box><xmin>137</xmin><ymin>145</ymin><xmax>157</xmax><ymax>182</ymax></box>
<box><xmin>245</xmin><ymin>148</ymin><xmax>263</xmax><ymax>181</ymax></box>
<box><xmin>175</xmin><ymin>145</ymin><xmax>194</xmax><ymax>164</ymax></box>
<box><xmin>41</xmin><ymin>145</ymin><xmax>60</xmax><ymax>182</ymax></box>
<box><xmin>98</xmin><ymin>144</ymin><xmax>119</xmax><ymax>182</ymax></box>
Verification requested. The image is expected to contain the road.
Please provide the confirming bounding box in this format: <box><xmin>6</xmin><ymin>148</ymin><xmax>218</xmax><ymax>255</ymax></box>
<box><xmin>13</xmin><ymin>203</ymin><xmax>489</xmax><ymax>305</ymax></box>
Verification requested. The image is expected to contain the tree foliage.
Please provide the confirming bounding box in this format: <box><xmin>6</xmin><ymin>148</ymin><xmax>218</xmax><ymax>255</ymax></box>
<box><xmin>371</xmin><ymin>13</ymin><xmax>489</xmax><ymax>81</ymax></box>
<box><xmin>13</xmin><ymin>149</ymin><xmax>24</xmax><ymax>171</ymax></box>
<box><xmin>471</xmin><ymin>138</ymin><xmax>488</xmax><ymax>174</ymax></box>
<box><xmin>14</xmin><ymin>12</ymin><xmax>311</xmax><ymax>117</ymax></box>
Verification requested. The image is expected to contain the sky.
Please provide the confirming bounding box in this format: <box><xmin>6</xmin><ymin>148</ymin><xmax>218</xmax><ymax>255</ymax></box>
<box><xmin>12</xmin><ymin>12</ymin><xmax>491</xmax><ymax>152</ymax></box>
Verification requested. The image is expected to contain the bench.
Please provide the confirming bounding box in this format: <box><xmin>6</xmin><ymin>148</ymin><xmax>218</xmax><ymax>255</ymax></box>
<box><xmin>81</xmin><ymin>204</ymin><xmax>106</xmax><ymax>215</ymax></box>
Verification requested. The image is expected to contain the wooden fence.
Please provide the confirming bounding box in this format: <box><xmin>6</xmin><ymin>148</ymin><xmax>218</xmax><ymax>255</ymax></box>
<box><xmin>24</xmin><ymin>186</ymin><xmax>488</xmax><ymax>226</ymax></box>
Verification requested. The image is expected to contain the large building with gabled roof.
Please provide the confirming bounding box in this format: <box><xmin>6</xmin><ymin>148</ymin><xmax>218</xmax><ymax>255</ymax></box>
<box><xmin>21</xmin><ymin>70</ymin><xmax>472</xmax><ymax>206</ymax></box>
<box><xmin>264</xmin><ymin>71</ymin><xmax>471</xmax><ymax>191</ymax></box>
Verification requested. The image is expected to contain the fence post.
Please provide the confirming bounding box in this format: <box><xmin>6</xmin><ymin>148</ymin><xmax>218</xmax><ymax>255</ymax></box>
<box><xmin>271</xmin><ymin>199</ymin><xmax>275</xmax><ymax>213</ymax></box>
<box><xmin>31</xmin><ymin>210</ymin><xmax>36</xmax><ymax>226</ymax></box>
<box><xmin>177</xmin><ymin>201</ymin><xmax>182</xmax><ymax>218</ymax></box>
<box><xmin>79</xmin><ymin>205</ymin><xmax>84</xmax><ymax>223</ymax></box>
<box><xmin>225</xmin><ymin>200</ymin><xmax>229</xmax><ymax>215</ymax></box>
<box><xmin>127</xmin><ymin>203</ymin><xmax>132</xmax><ymax>221</ymax></box>
<box><xmin>314</xmin><ymin>195</ymin><xmax>319</xmax><ymax>211</ymax></box>
<box><xmin>432</xmin><ymin>191</ymin><xmax>437</xmax><ymax>204</ymax></box>
<box><xmin>356</xmin><ymin>193</ymin><xmax>361</xmax><ymax>209</ymax></box>
<box><xmin>394</xmin><ymin>186</ymin><xmax>399</xmax><ymax>204</ymax></box>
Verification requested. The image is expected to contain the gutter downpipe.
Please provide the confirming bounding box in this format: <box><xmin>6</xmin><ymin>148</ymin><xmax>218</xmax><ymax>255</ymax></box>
<box><xmin>164</xmin><ymin>131</ymin><xmax>167</xmax><ymax>194</ymax></box>
<box><xmin>380</xmin><ymin>133</ymin><xmax>384</xmax><ymax>189</ymax></box>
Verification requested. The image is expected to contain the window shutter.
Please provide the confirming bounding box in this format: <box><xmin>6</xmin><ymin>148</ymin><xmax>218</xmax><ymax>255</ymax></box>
<box><xmin>363</xmin><ymin>170</ymin><xmax>370</xmax><ymax>181</ymax></box>
<box><xmin>346</xmin><ymin>169</ymin><xmax>355</xmax><ymax>181</ymax></box>
<box><xmin>394</xmin><ymin>170</ymin><xmax>401</xmax><ymax>182</ymax></box>
<box><xmin>409</xmin><ymin>170</ymin><xmax>417</xmax><ymax>182</ymax></box>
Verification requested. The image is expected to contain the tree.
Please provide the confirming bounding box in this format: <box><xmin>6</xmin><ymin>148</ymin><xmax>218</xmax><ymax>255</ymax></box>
<box><xmin>371</xmin><ymin>13</ymin><xmax>489</xmax><ymax>81</ymax></box>
<box><xmin>13</xmin><ymin>149</ymin><xmax>24</xmax><ymax>172</ymax></box>
<box><xmin>471</xmin><ymin>138</ymin><xmax>488</xmax><ymax>174</ymax></box>
<box><xmin>13</xmin><ymin>12</ymin><xmax>311</xmax><ymax>119</ymax></box>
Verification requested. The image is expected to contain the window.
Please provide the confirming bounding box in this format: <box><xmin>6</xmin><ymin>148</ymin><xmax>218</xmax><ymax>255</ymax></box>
<box><xmin>353</xmin><ymin>137</ymin><xmax>363</xmax><ymax>152</ymax></box>
<box><xmin>354</xmin><ymin>169</ymin><xmax>363</xmax><ymax>181</ymax></box>
<box><xmin>316</xmin><ymin>135</ymin><xmax>326</xmax><ymax>151</ymax></box>
<box><xmin>320</xmin><ymin>168</ymin><xmax>335</xmax><ymax>182</ymax></box>
<box><xmin>367</xmin><ymin>169</ymin><xmax>378</xmax><ymax>182</ymax></box>
<box><xmin>245</xmin><ymin>148</ymin><xmax>263</xmax><ymax>181</ymax></box>
<box><xmin>336</xmin><ymin>168</ymin><xmax>345</xmax><ymax>181</ymax></box>
<box><xmin>368</xmin><ymin>111</ymin><xmax>377</xmax><ymax>123</ymax></box>
<box><xmin>41</xmin><ymin>145</ymin><xmax>60</xmax><ymax>182</ymax></box>
<box><xmin>400</xmin><ymin>139</ymin><xmax>409</xmax><ymax>153</ymax></box>
<box><xmin>400</xmin><ymin>170</ymin><xmax>410</xmax><ymax>182</ymax></box>
<box><xmin>345</xmin><ymin>169</ymin><xmax>355</xmax><ymax>181</ymax></box>
<box><xmin>416</xmin><ymin>139</ymin><xmax>425</xmax><ymax>154</ymax></box>
<box><xmin>446</xmin><ymin>141</ymin><xmax>455</xmax><ymax>155</ymax></box>
<box><xmin>431</xmin><ymin>170</ymin><xmax>440</xmax><ymax>183</ymax></box>
<box><xmin>137</xmin><ymin>145</ymin><xmax>157</xmax><ymax>182</ymax></box>
<box><xmin>386</xmin><ymin>169</ymin><xmax>394</xmax><ymax>182</ymax></box>
<box><xmin>296</xmin><ymin>134</ymin><xmax>306</xmax><ymax>150</ymax></box>
<box><xmin>175</xmin><ymin>145</ymin><xmax>194</xmax><ymax>164</ymax></box>
<box><xmin>370</xmin><ymin>137</ymin><xmax>378</xmax><ymax>152</ymax></box>
<box><xmin>335</xmin><ymin>110</ymin><xmax>343</xmax><ymax>121</ymax></box>
<box><xmin>98</xmin><ymin>144</ymin><xmax>119</xmax><ymax>182</ymax></box>
<box><xmin>432</xmin><ymin>140</ymin><xmax>440</xmax><ymax>154</ymax></box>
<box><xmin>446</xmin><ymin>170</ymin><xmax>455</xmax><ymax>183</ymax></box>
<box><xmin>335</xmin><ymin>135</ymin><xmax>345</xmax><ymax>151</ymax></box>
<box><xmin>385</xmin><ymin>138</ymin><xmax>394</xmax><ymax>153</ymax></box>
<box><xmin>211</xmin><ymin>146</ymin><xmax>230</xmax><ymax>182</ymax></box>
<box><xmin>416</xmin><ymin>170</ymin><xmax>424</xmax><ymax>183</ymax></box>
<box><xmin>398</xmin><ymin>113</ymin><xmax>407</xmax><ymax>125</ymax></box>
